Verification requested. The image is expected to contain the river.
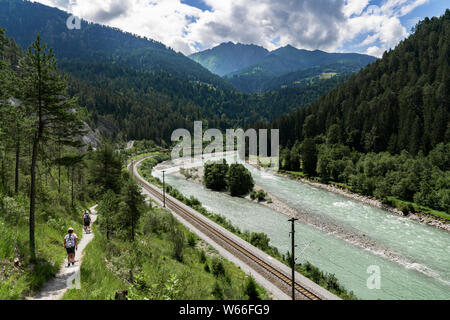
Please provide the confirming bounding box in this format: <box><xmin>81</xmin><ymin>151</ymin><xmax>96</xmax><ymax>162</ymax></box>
<box><xmin>152</xmin><ymin>153</ymin><xmax>450</xmax><ymax>300</ymax></box>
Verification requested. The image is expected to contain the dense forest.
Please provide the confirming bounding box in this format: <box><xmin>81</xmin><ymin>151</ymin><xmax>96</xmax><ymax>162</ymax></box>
<box><xmin>60</xmin><ymin>58</ymin><xmax>345</xmax><ymax>142</ymax></box>
<box><xmin>267</xmin><ymin>12</ymin><xmax>449</xmax><ymax>155</ymax></box>
<box><xmin>259</xmin><ymin>11</ymin><xmax>450</xmax><ymax>215</ymax></box>
<box><xmin>254</xmin><ymin>61</ymin><xmax>371</xmax><ymax>93</ymax></box>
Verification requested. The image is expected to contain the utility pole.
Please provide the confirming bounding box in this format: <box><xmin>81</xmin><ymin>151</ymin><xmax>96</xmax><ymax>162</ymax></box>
<box><xmin>162</xmin><ymin>170</ymin><xmax>166</xmax><ymax>208</ymax></box>
<box><xmin>288</xmin><ymin>218</ymin><xmax>298</xmax><ymax>300</ymax></box>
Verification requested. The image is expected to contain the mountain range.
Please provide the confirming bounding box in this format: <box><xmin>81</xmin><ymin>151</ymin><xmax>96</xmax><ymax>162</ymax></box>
<box><xmin>190</xmin><ymin>42</ymin><xmax>377</xmax><ymax>93</ymax></box>
<box><xmin>1</xmin><ymin>0</ymin><xmax>348</xmax><ymax>142</ymax></box>
<box><xmin>0</xmin><ymin>0</ymin><xmax>231</xmax><ymax>90</ymax></box>
<box><xmin>2</xmin><ymin>0</ymin><xmax>446</xmax><ymax>157</ymax></box>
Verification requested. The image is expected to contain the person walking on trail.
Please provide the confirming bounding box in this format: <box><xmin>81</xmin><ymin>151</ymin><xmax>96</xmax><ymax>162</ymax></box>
<box><xmin>64</xmin><ymin>228</ymin><xmax>78</xmax><ymax>267</ymax></box>
<box><xmin>83</xmin><ymin>210</ymin><xmax>91</xmax><ymax>234</ymax></box>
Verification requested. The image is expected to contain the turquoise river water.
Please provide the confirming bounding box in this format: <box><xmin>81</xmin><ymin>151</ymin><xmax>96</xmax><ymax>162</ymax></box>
<box><xmin>152</xmin><ymin>154</ymin><xmax>450</xmax><ymax>300</ymax></box>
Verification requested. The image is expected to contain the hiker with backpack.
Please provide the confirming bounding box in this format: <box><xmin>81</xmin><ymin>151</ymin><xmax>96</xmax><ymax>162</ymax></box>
<box><xmin>83</xmin><ymin>210</ymin><xmax>91</xmax><ymax>234</ymax></box>
<box><xmin>64</xmin><ymin>228</ymin><xmax>78</xmax><ymax>267</ymax></box>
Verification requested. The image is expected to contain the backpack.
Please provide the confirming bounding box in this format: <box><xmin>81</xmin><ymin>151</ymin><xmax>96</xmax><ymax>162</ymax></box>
<box><xmin>66</xmin><ymin>234</ymin><xmax>75</xmax><ymax>248</ymax></box>
<box><xmin>83</xmin><ymin>213</ymin><xmax>91</xmax><ymax>223</ymax></box>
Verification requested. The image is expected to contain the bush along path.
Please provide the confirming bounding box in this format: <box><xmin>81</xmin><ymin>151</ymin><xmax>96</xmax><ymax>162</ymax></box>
<box><xmin>27</xmin><ymin>205</ymin><xmax>98</xmax><ymax>300</ymax></box>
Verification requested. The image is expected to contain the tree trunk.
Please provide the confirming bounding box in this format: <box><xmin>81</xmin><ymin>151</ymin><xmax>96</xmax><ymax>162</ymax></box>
<box><xmin>15</xmin><ymin>140</ymin><xmax>20</xmax><ymax>194</ymax></box>
<box><xmin>58</xmin><ymin>144</ymin><xmax>61</xmax><ymax>195</ymax></box>
<box><xmin>29</xmin><ymin>135</ymin><xmax>39</xmax><ymax>262</ymax></box>
<box><xmin>131</xmin><ymin>216</ymin><xmax>135</xmax><ymax>241</ymax></box>
<box><xmin>1</xmin><ymin>148</ymin><xmax>5</xmax><ymax>191</ymax></box>
<box><xmin>71</xmin><ymin>166</ymin><xmax>74</xmax><ymax>207</ymax></box>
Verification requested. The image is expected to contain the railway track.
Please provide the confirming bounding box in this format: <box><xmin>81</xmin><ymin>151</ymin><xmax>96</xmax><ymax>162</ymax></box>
<box><xmin>130</xmin><ymin>159</ymin><xmax>322</xmax><ymax>300</ymax></box>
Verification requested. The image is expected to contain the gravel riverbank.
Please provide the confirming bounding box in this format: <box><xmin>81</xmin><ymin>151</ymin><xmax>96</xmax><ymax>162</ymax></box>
<box><xmin>168</xmin><ymin>163</ymin><xmax>449</xmax><ymax>277</ymax></box>
<box><xmin>270</xmin><ymin>169</ymin><xmax>449</xmax><ymax>232</ymax></box>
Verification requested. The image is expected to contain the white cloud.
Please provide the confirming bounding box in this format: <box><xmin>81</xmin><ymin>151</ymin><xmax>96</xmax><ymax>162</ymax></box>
<box><xmin>344</xmin><ymin>0</ymin><xmax>370</xmax><ymax>17</ymax></box>
<box><xmin>339</xmin><ymin>0</ymin><xmax>428</xmax><ymax>57</ymax></box>
<box><xmin>33</xmin><ymin>0</ymin><xmax>430</xmax><ymax>56</ymax></box>
<box><xmin>366</xmin><ymin>45</ymin><xmax>386</xmax><ymax>57</ymax></box>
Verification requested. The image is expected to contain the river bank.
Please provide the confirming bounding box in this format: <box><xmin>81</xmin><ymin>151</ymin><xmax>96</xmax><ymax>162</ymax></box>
<box><xmin>171</xmin><ymin>165</ymin><xmax>439</xmax><ymax>275</ymax></box>
<box><xmin>175</xmin><ymin>158</ymin><xmax>449</xmax><ymax>232</ymax></box>
<box><xmin>155</xmin><ymin>156</ymin><xmax>450</xmax><ymax>299</ymax></box>
<box><xmin>267</xmin><ymin>168</ymin><xmax>449</xmax><ymax>232</ymax></box>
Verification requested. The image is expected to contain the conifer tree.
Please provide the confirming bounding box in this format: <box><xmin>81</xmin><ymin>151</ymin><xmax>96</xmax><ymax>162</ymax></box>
<box><xmin>19</xmin><ymin>35</ymin><xmax>84</xmax><ymax>261</ymax></box>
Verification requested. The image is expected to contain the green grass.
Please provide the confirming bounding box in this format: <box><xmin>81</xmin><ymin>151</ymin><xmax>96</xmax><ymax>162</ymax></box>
<box><xmin>0</xmin><ymin>192</ymin><xmax>84</xmax><ymax>299</ymax></box>
<box><xmin>126</xmin><ymin>151</ymin><xmax>160</xmax><ymax>165</ymax></box>
<box><xmin>63</xmin><ymin>207</ymin><xmax>268</xmax><ymax>300</ymax></box>
<box><xmin>319</xmin><ymin>72</ymin><xmax>337</xmax><ymax>79</ymax></box>
<box><xmin>285</xmin><ymin>170</ymin><xmax>307</xmax><ymax>178</ymax></box>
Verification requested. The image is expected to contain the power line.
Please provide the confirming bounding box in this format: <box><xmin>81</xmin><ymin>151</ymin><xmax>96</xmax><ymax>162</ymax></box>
<box><xmin>288</xmin><ymin>217</ymin><xmax>298</xmax><ymax>300</ymax></box>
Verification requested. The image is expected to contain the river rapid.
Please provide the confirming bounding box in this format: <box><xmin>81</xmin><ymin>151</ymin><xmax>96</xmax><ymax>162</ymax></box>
<box><xmin>152</xmin><ymin>153</ymin><xmax>450</xmax><ymax>300</ymax></box>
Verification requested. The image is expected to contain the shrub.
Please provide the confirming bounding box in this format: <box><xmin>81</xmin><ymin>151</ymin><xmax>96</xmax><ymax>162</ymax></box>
<box><xmin>187</xmin><ymin>232</ymin><xmax>197</xmax><ymax>247</ymax></box>
<box><xmin>244</xmin><ymin>277</ymin><xmax>260</xmax><ymax>300</ymax></box>
<box><xmin>211</xmin><ymin>281</ymin><xmax>224</xmax><ymax>299</ymax></box>
<box><xmin>226</xmin><ymin>164</ymin><xmax>254</xmax><ymax>196</ymax></box>
<box><xmin>250</xmin><ymin>232</ymin><xmax>270</xmax><ymax>251</ymax></box>
<box><xmin>211</xmin><ymin>258</ymin><xmax>225</xmax><ymax>278</ymax></box>
<box><xmin>204</xmin><ymin>160</ymin><xmax>229</xmax><ymax>191</ymax></box>
<box><xmin>2</xmin><ymin>197</ymin><xmax>25</xmax><ymax>224</ymax></box>
<box><xmin>171</xmin><ymin>229</ymin><xmax>185</xmax><ymax>262</ymax></box>
<box><xmin>256</xmin><ymin>190</ymin><xmax>267</xmax><ymax>201</ymax></box>
<box><xmin>199</xmin><ymin>250</ymin><xmax>207</xmax><ymax>263</ymax></box>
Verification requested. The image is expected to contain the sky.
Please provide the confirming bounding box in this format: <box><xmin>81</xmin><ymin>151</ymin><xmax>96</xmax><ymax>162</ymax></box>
<box><xmin>34</xmin><ymin>0</ymin><xmax>449</xmax><ymax>57</ymax></box>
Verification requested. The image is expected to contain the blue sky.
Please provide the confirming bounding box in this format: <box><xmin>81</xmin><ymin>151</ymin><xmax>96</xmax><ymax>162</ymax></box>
<box><xmin>36</xmin><ymin>0</ymin><xmax>449</xmax><ymax>56</ymax></box>
<box><xmin>180</xmin><ymin>0</ymin><xmax>212</xmax><ymax>12</ymax></box>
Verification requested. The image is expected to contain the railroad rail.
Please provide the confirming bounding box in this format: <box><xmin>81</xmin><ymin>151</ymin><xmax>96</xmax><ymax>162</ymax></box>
<box><xmin>130</xmin><ymin>159</ymin><xmax>322</xmax><ymax>300</ymax></box>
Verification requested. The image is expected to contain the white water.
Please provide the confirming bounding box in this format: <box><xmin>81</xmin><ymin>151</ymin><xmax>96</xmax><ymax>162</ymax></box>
<box><xmin>152</xmin><ymin>154</ymin><xmax>450</xmax><ymax>300</ymax></box>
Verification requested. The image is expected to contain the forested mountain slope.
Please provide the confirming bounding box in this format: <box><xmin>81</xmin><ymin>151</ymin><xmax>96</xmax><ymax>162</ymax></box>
<box><xmin>0</xmin><ymin>0</ymin><xmax>349</xmax><ymax>142</ymax></box>
<box><xmin>231</xmin><ymin>60</ymin><xmax>369</xmax><ymax>93</ymax></box>
<box><xmin>229</xmin><ymin>45</ymin><xmax>376</xmax><ymax>77</ymax></box>
<box><xmin>227</xmin><ymin>46</ymin><xmax>376</xmax><ymax>93</ymax></box>
<box><xmin>192</xmin><ymin>41</ymin><xmax>377</xmax><ymax>93</ymax></box>
<box><xmin>255</xmin><ymin>11</ymin><xmax>450</xmax><ymax>216</ymax></box>
<box><xmin>62</xmin><ymin>58</ymin><xmax>345</xmax><ymax>141</ymax></box>
<box><xmin>268</xmin><ymin>10</ymin><xmax>449</xmax><ymax>155</ymax></box>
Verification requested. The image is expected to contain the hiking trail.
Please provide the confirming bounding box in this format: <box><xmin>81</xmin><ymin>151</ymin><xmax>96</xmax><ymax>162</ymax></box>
<box><xmin>27</xmin><ymin>205</ymin><xmax>98</xmax><ymax>300</ymax></box>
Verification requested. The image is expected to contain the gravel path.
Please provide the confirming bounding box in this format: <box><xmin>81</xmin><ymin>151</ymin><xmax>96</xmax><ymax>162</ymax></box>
<box><xmin>27</xmin><ymin>205</ymin><xmax>98</xmax><ymax>300</ymax></box>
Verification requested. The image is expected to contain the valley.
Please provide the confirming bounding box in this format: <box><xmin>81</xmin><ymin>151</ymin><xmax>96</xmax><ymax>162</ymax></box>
<box><xmin>0</xmin><ymin>0</ymin><xmax>448</xmax><ymax>304</ymax></box>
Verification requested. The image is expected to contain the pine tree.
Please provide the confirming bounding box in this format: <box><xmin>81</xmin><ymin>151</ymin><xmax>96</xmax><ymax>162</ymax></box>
<box><xmin>0</xmin><ymin>60</ymin><xmax>10</xmax><ymax>191</ymax></box>
<box><xmin>89</xmin><ymin>141</ymin><xmax>123</xmax><ymax>195</ymax></box>
<box><xmin>57</xmin><ymin>154</ymin><xmax>85</xmax><ymax>207</ymax></box>
<box><xmin>19</xmin><ymin>35</ymin><xmax>84</xmax><ymax>261</ymax></box>
<box><xmin>98</xmin><ymin>189</ymin><xmax>119</xmax><ymax>241</ymax></box>
<box><xmin>121</xmin><ymin>177</ymin><xmax>145</xmax><ymax>241</ymax></box>
<box><xmin>301</xmin><ymin>138</ymin><xmax>318</xmax><ymax>176</ymax></box>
